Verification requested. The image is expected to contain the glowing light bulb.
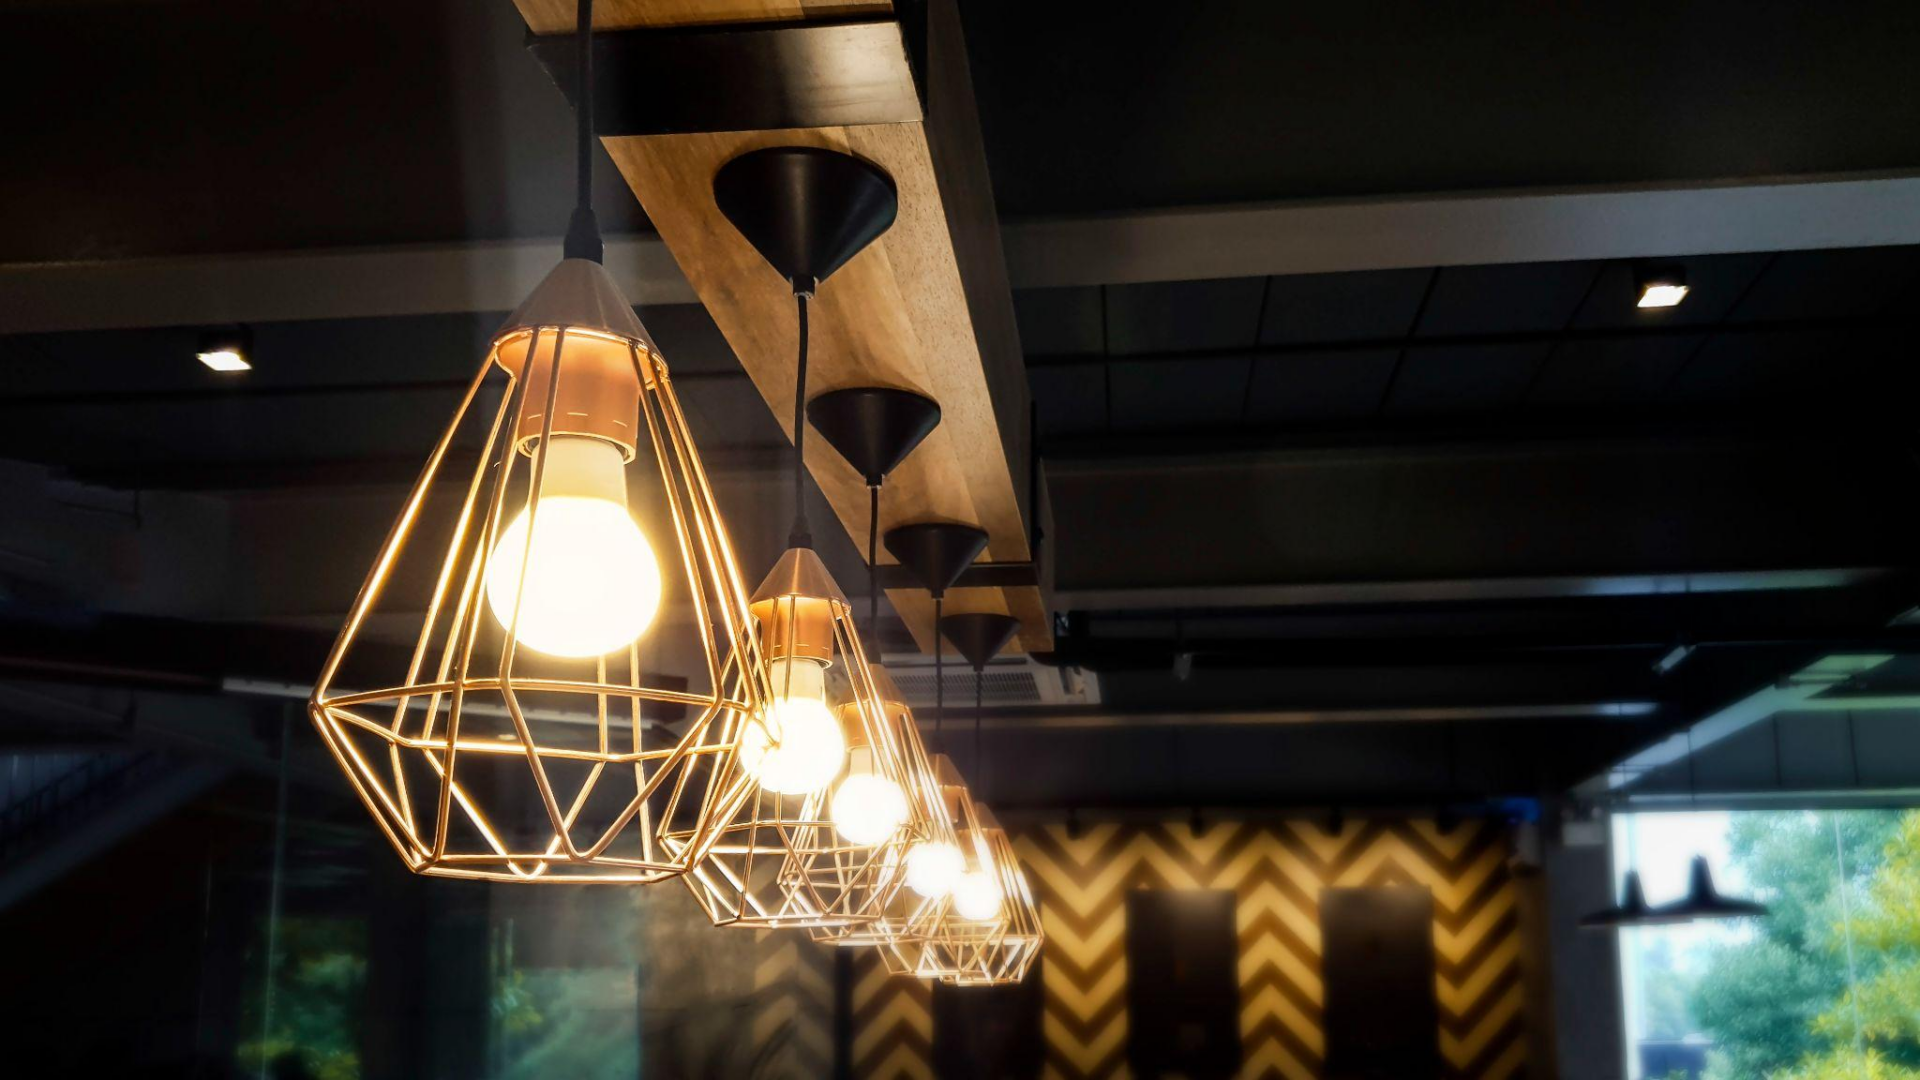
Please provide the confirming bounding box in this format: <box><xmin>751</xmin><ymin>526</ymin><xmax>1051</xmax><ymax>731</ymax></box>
<box><xmin>953</xmin><ymin>868</ymin><xmax>1002</xmax><ymax>920</ymax></box>
<box><xmin>485</xmin><ymin>436</ymin><xmax>661</xmax><ymax>658</ymax></box>
<box><xmin>739</xmin><ymin>657</ymin><xmax>846</xmax><ymax>794</ymax></box>
<box><xmin>906</xmin><ymin>841</ymin><xmax>963</xmax><ymax>898</ymax></box>
<box><xmin>831</xmin><ymin>745</ymin><xmax>907</xmax><ymax>844</ymax></box>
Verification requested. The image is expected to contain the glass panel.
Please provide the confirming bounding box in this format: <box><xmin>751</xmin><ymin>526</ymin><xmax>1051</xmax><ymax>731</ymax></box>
<box><xmin>1613</xmin><ymin>809</ymin><xmax>1917</xmax><ymax>1080</ymax></box>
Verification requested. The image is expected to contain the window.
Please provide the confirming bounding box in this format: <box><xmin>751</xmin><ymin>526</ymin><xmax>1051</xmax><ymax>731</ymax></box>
<box><xmin>1612</xmin><ymin>809</ymin><xmax>1920</xmax><ymax>1080</ymax></box>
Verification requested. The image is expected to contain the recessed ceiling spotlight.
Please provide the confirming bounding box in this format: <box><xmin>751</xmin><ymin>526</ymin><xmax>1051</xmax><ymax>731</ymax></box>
<box><xmin>196</xmin><ymin>326</ymin><xmax>252</xmax><ymax>372</ymax></box>
<box><xmin>1635</xmin><ymin>264</ymin><xmax>1688</xmax><ymax>309</ymax></box>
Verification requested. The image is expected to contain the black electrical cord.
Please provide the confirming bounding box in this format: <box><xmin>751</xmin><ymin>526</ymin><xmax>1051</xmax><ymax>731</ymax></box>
<box><xmin>788</xmin><ymin>293</ymin><xmax>812</xmax><ymax>548</ymax></box>
<box><xmin>867</xmin><ymin>483</ymin><xmax>880</xmax><ymax>643</ymax></box>
<box><xmin>933</xmin><ymin>595</ymin><xmax>944</xmax><ymax>742</ymax></box>
<box><xmin>562</xmin><ymin>0</ymin><xmax>603</xmax><ymax>263</ymax></box>
<box><xmin>974</xmin><ymin>662</ymin><xmax>984</xmax><ymax>794</ymax></box>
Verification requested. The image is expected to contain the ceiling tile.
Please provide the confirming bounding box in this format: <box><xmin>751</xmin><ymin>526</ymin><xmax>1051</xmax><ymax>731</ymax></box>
<box><xmin>1012</xmin><ymin>286</ymin><xmax>1105</xmax><ymax>356</ymax></box>
<box><xmin>1569</xmin><ymin>254</ymin><xmax>1772</xmax><ymax>329</ymax></box>
<box><xmin>1669</xmin><ymin>327</ymin><xmax>1888</xmax><ymax>403</ymax></box>
<box><xmin>1258</xmin><ymin>268</ymin><xmax>1433</xmax><ymax>344</ymax></box>
<box><xmin>1415</xmin><ymin>260</ymin><xmax>1600</xmax><ymax>337</ymax></box>
<box><xmin>1727</xmin><ymin>245</ymin><xmax>1920</xmax><ymax>323</ymax></box>
<box><xmin>1527</xmin><ymin>334</ymin><xmax>1705</xmax><ymax>409</ymax></box>
<box><xmin>1028</xmin><ymin>363</ymin><xmax>1109</xmax><ymax>439</ymax></box>
<box><xmin>1109</xmin><ymin>356</ymin><xmax>1252</xmax><ymax>431</ymax></box>
<box><xmin>1104</xmin><ymin>277</ymin><xmax>1267</xmax><ymax>354</ymax></box>
<box><xmin>1245</xmin><ymin>348</ymin><xmax>1400</xmax><ymax>424</ymax></box>
<box><xmin>1385</xmin><ymin>342</ymin><xmax>1553</xmax><ymax>415</ymax></box>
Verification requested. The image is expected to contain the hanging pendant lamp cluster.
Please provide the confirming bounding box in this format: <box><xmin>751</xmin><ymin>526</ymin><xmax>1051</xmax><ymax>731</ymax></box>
<box><xmin>312</xmin><ymin>0</ymin><xmax>1036</xmax><ymax>984</ymax></box>
<box><xmin>710</xmin><ymin>138</ymin><xmax>1041</xmax><ymax>977</ymax></box>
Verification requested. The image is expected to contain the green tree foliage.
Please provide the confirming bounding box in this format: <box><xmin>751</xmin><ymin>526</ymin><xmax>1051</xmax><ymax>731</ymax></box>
<box><xmin>1684</xmin><ymin>811</ymin><xmax>1916</xmax><ymax>1080</ymax></box>
<box><xmin>237</xmin><ymin>918</ymin><xmax>367</xmax><ymax>1080</ymax></box>
<box><xmin>1781</xmin><ymin>1047</ymin><xmax>1920</xmax><ymax>1080</ymax></box>
<box><xmin>1797</xmin><ymin>815</ymin><xmax>1920</xmax><ymax>1071</ymax></box>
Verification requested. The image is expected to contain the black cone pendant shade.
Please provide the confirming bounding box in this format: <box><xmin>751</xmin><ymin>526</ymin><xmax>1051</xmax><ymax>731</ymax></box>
<box><xmin>940</xmin><ymin>613</ymin><xmax>1022</xmax><ymax>673</ymax></box>
<box><xmin>884</xmin><ymin>523</ymin><xmax>989</xmax><ymax>599</ymax></box>
<box><xmin>1579</xmin><ymin>871</ymin><xmax>1684</xmax><ymax>929</ymax></box>
<box><xmin>1658</xmin><ymin>855</ymin><xmax>1769</xmax><ymax>921</ymax></box>
<box><xmin>808</xmin><ymin>388</ymin><xmax>941</xmax><ymax>485</ymax></box>
<box><xmin>714</xmin><ymin>146</ymin><xmax>899</xmax><ymax>294</ymax></box>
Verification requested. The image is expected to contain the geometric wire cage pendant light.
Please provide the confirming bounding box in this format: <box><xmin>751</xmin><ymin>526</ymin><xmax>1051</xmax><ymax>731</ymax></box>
<box><xmin>807</xmin><ymin>670</ymin><xmax>966</xmax><ymax>949</ymax></box>
<box><xmin>667</xmin><ymin>141</ymin><xmax>928</xmax><ymax>928</ymax></box>
<box><xmin>871</xmin><ymin>613</ymin><xmax>1042</xmax><ymax>984</ymax></box>
<box><xmin>666</xmin><ymin>543</ymin><xmax>927</xmax><ymax>927</ymax></box>
<box><xmin>308</xmin><ymin>0</ymin><xmax>764</xmax><ymax>883</ymax></box>
<box><xmin>880</xmin><ymin>756</ymin><xmax>1043</xmax><ymax>985</ymax></box>
<box><xmin>307</xmin><ymin>267</ymin><xmax>765</xmax><ymax>883</ymax></box>
<box><xmin>803</xmin><ymin>386</ymin><xmax>965</xmax><ymax>951</ymax></box>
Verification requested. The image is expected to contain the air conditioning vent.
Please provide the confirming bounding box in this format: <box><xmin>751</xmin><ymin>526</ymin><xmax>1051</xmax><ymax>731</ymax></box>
<box><xmin>884</xmin><ymin>655</ymin><xmax>1098</xmax><ymax>709</ymax></box>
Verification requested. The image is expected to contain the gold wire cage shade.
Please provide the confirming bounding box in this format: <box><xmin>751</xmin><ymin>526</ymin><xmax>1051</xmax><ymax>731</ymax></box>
<box><xmin>667</xmin><ymin>547</ymin><xmax>929</xmax><ymax>928</ymax></box>
<box><xmin>308</xmin><ymin>258</ymin><xmax>769</xmax><ymax>884</ymax></box>
<box><xmin>809</xmin><ymin>667</ymin><xmax>961</xmax><ymax>947</ymax></box>
<box><xmin>878</xmin><ymin>757</ymin><xmax>1044</xmax><ymax>985</ymax></box>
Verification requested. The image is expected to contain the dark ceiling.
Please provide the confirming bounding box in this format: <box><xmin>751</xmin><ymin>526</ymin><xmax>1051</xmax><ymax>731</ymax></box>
<box><xmin>7</xmin><ymin>1</ymin><xmax>1920</xmax><ymax>261</ymax></box>
<box><xmin>1020</xmin><ymin>245</ymin><xmax>1920</xmax><ymax>448</ymax></box>
<box><xmin>959</xmin><ymin>0</ymin><xmax>1920</xmax><ymax>215</ymax></box>
<box><xmin>4</xmin><ymin>0</ymin><xmax>1920</xmax><ymax>813</ymax></box>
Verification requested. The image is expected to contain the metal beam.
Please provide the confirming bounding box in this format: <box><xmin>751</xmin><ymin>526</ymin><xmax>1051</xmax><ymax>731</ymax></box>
<box><xmin>920</xmin><ymin>701</ymin><xmax>1659</xmax><ymax>731</ymax></box>
<box><xmin>1004</xmin><ymin>171</ymin><xmax>1920</xmax><ymax>287</ymax></box>
<box><xmin>1052</xmin><ymin>568</ymin><xmax>1896</xmax><ymax>614</ymax></box>
<box><xmin>1596</xmin><ymin>653</ymin><xmax>1893</xmax><ymax>791</ymax></box>
<box><xmin>8</xmin><ymin>171</ymin><xmax>1916</xmax><ymax>334</ymax></box>
<box><xmin>1024</xmin><ymin>314</ymin><xmax>1898</xmax><ymax>370</ymax></box>
<box><xmin>0</xmin><ymin>236</ymin><xmax>695</xmax><ymax>334</ymax></box>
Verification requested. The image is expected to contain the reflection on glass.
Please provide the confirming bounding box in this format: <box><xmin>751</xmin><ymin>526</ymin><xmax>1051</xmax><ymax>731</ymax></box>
<box><xmin>1612</xmin><ymin>809</ymin><xmax>1920</xmax><ymax>1080</ymax></box>
<box><xmin>237</xmin><ymin>919</ymin><xmax>367</xmax><ymax>1080</ymax></box>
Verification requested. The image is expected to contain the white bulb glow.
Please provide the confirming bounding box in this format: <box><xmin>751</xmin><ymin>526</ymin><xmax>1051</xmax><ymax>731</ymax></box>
<box><xmin>739</xmin><ymin>657</ymin><xmax>847</xmax><ymax>795</ymax></box>
<box><xmin>831</xmin><ymin>747</ymin><xmax>908</xmax><ymax>844</ymax></box>
<box><xmin>953</xmin><ymin>869</ymin><xmax>1002</xmax><ymax>921</ymax></box>
<box><xmin>906</xmin><ymin>841</ymin><xmax>963</xmax><ymax>898</ymax></box>
<box><xmin>485</xmin><ymin>437</ymin><xmax>661</xmax><ymax>658</ymax></box>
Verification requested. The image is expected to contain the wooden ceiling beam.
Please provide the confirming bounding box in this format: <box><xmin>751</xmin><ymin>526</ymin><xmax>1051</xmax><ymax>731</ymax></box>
<box><xmin>514</xmin><ymin>0</ymin><xmax>1050</xmax><ymax>652</ymax></box>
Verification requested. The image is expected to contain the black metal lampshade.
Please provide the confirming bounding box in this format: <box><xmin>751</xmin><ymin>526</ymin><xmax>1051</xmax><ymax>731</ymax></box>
<box><xmin>1656</xmin><ymin>855</ymin><xmax>1769</xmax><ymax>921</ymax></box>
<box><xmin>1579</xmin><ymin>870</ymin><xmax>1688</xmax><ymax>929</ymax></box>
<box><xmin>940</xmin><ymin>612</ymin><xmax>1022</xmax><ymax>672</ymax></box>
<box><xmin>714</xmin><ymin>146</ymin><xmax>898</xmax><ymax>294</ymax></box>
<box><xmin>884</xmin><ymin>522</ymin><xmax>989</xmax><ymax>599</ymax></box>
<box><xmin>807</xmin><ymin>387</ymin><xmax>941</xmax><ymax>485</ymax></box>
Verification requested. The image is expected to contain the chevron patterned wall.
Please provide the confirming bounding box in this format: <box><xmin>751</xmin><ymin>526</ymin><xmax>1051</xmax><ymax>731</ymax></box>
<box><xmin>842</xmin><ymin>817</ymin><xmax>1533</xmax><ymax>1080</ymax></box>
<box><xmin>749</xmin><ymin>929</ymin><xmax>836</xmax><ymax>1078</ymax></box>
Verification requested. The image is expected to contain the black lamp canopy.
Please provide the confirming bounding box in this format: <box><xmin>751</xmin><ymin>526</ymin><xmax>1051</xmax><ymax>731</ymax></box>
<box><xmin>807</xmin><ymin>387</ymin><xmax>941</xmax><ymax>486</ymax></box>
<box><xmin>714</xmin><ymin>145</ymin><xmax>899</xmax><ymax>295</ymax></box>
<box><xmin>884</xmin><ymin>522</ymin><xmax>990</xmax><ymax>599</ymax></box>
<box><xmin>940</xmin><ymin>612</ymin><xmax>1022</xmax><ymax>672</ymax></box>
<box><xmin>1579</xmin><ymin>870</ymin><xmax>1684</xmax><ymax>929</ymax></box>
<box><xmin>1658</xmin><ymin>855</ymin><xmax>1769</xmax><ymax>921</ymax></box>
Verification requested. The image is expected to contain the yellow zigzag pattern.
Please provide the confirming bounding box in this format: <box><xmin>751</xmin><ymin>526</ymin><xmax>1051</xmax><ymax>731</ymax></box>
<box><xmin>1004</xmin><ymin>819</ymin><xmax>1531</xmax><ymax>1080</ymax></box>
<box><xmin>751</xmin><ymin>931</ymin><xmax>833</xmax><ymax>1078</ymax></box>
<box><xmin>852</xmin><ymin>951</ymin><xmax>933</xmax><ymax>1080</ymax></box>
